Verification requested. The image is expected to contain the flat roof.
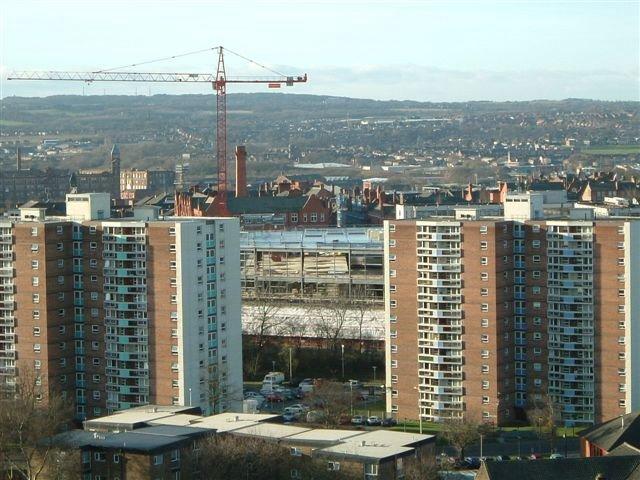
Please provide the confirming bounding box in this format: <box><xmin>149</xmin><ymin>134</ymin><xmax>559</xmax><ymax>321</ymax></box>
<box><xmin>232</xmin><ymin>423</ymin><xmax>311</xmax><ymax>440</ymax></box>
<box><xmin>84</xmin><ymin>411</ymin><xmax>176</xmax><ymax>430</ymax></box>
<box><xmin>148</xmin><ymin>414</ymin><xmax>203</xmax><ymax>427</ymax></box>
<box><xmin>313</xmin><ymin>441</ymin><xmax>414</xmax><ymax>461</ymax></box>
<box><xmin>286</xmin><ymin>429</ymin><xmax>366</xmax><ymax>444</ymax></box>
<box><xmin>185</xmin><ymin>413</ymin><xmax>280</xmax><ymax>433</ymax></box>
<box><xmin>348</xmin><ymin>430</ymin><xmax>434</xmax><ymax>447</ymax></box>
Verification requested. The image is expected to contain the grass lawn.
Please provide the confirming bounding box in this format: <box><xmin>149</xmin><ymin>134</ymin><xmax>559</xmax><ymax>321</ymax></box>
<box><xmin>581</xmin><ymin>145</ymin><xmax>640</xmax><ymax>155</ymax></box>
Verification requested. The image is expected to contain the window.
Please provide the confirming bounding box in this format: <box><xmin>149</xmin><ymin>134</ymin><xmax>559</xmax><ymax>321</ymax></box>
<box><xmin>56</xmin><ymin>242</ymin><xmax>63</xmax><ymax>252</ymax></box>
<box><xmin>33</xmin><ymin>327</ymin><xmax>41</xmax><ymax>336</ymax></box>
<box><xmin>481</xmin><ymin>272</ymin><xmax>489</xmax><ymax>281</ymax></box>
<box><xmin>481</xmin><ymin>318</ymin><xmax>489</xmax><ymax>328</ymax></box>
<box><xmin>480</xmin><ymin>225</ymin><xmax>488</xmax><ymax>234</ymax></box>
<box><xmin>30</xmin><ymin>243</ymin><xmax>39</xmax><ymax>252</ymax></box>
<box><xmin>33</xmin><ymin>310</ymin><xmax>40</xmax><ymax>319</ymax></box>
<box><xmin>94</xmin><ymin>452</ymin><xmax>106</xmax><ymax>462</ymax></box>
<box><xmin>532</xmin><ymin>224</ymin><xmax>541</xmax><ymax>233</ymax></box>
<box><xmin>390</xmin><ymin>345</ymin><xmax>398</xmax><ymax>353</ymax></box>
<box><xmin>30</xmin><ymin>227</ymin><xmax>38</xmax><ymax>236</ymax></box>
<box><xmin>171</xmin><ymin>345</ymin><xmax>179</xmax><ymax>355</ymax></box>
<box><xmin>31</xmin><ymin>260</ymin><xmax>39</xmax><ymax>269</ymax></box>
<box><xmin>532</xmin><ymin>286</ymin><xmax>541</xmax><ymax>294</ymax></box>
<box><xmin>327</xmin><ymin>462</ymin><xmax>340</xmax><ymax>472</ymax></box>
<box><xmin>92</xmin><ymin>391</ymin><xmax>101</xmax><ymax>400</ymax></box>
<box><xmin>89</xmin><ymin>259</ymin><xmax>97</xmax><ymax>268</ymax></box>
<box><xmin>390</xmin><ymin>300</ymin><xmax>397</xmax><ymax>308</ymax></box>
<box><xmin>34</xmin><ymin>360</ymin><xmax>41</xmax><ymax>370</ymax></box>
<box><xmin>364</xmin><ymin>464</ymin><xmax>379</xmax><ymax>477</ymax></box>
<box><xmin>391</xmin><ymin>360</ymin><xmax>398</xmax><ymax>369</ymax></box>
<box><xmin>480</xmin><ymin>288</ymin><xmax>489</xmax><ymax>297</ymax></box>
<box><xmin>389</xmin><ymin>239</ymin><xmax>396</xmax><ymax>247</ymax></box>
<box><xmin>290</xmin><ymin>213</ymin><xmax>298</xmax><ymax>223</ymax></box>
<box><xmin>481</xmin><ymin>303</ymin><xmax>489</xmax><ymax>312</ymax></box>
<box><xmin>389</xmin><ymin>315</ymin><xmax>397</xmax><ymax>323</ymax></box>
<box><xmin>532</xmin><ymin>255</ymin><xmax>541</xmax><ymax>263</ymax></box>
<box><xmin>291</xmin><ymin>469</ymin><xmax>301</xmax><ymax>479</ymax></box>
<box><xmin>482</xmin><ymin>380</ymin><xmax>489</xmax><ymax>390</ymax></box>
<box><xmin>57</xmin><ymin>259</ymin><xmax>64</xmax><ymax>268</ymax></box>
<box><xmin>153</xmin><ymin>454</ymin><xmax>164</xmax><ymax>465</ymax></box>
<box><xmin>390</xmin><ymin>330</ymin><xmax>397</xmax><ymax>339</ymax></box>
<box><xmin>480</xmin><ymin>241</ymin><xmax>488</xmax><ymax>250</ymax></box>
<box><xmin>170</xmin><ymin>449</ymin><xmax>180</xmax><ymax>463</ymax></box>
<box><xmin>534</xmin><ymin>363</ymin><xmax>542</xmax><ymax>372</ymax></box>
<box><xmin>532</xmin><ymin>271</ymin><xmax>541</xmax><ymax>279</ymax></box>
<box><xmin>482</xmin><ymin>396</ymin><xmax>490</xmax><ymax>404</ymax></box>
<box><xmin>33</xmin><ymin>344</ymin><xmax>41</xmax><ymax>353</ymax></box>
<box><xmin>618</xmin><ymin>289</ymin><xmax>625</xmax><ymax>297</ymax></box>
<box><xmin>481</xmin><ymin>364</ymin><xmax>489</xmax><ymax>373</ymax></box>
<box><xmin>310</xmin><ymin>213</ymin><xmax>318</xmax><ymax>223</ymax></box>
<box><xmin>618</xmin><ymin>336</ymin><xmax>626</xmax><ymax>345</ymax></box>
<box><xmin>534</xmin><ymin>379</ymin><xmax>542</xmax><ymax>387</ymax></box>
<box><xmin>480</xmin><ymin>257</ymin><xmax>488</xmax><ymax>265</ymax></box>
<box><xmin>290</xmin><ymin>447</ymin><xmax>302</xmax><ymax>457</ymax></box>
<box><xmin>113</xmin><ymin>454</ymin><xmax>120</xmax><ymax>464</ymax></box>
<box><xmin>481</xmin><ymin>350</ymin><xmax>489</xmax><ymax>358</ymax></box>
<box><xmin>57</xmin><ymin>275</ymin><xmax>64</xmax><ymax>285</ymax></box>
<box><xmin>533</xmin><ymin>316</ymin><xmax>542</xmax><ymax>325</ymax></box>
<box><xmin>533</xmin><ymin>332</ymin><xmax>542</xmax><ymax>340</ymax></box>
<box><xmin>532</xmin><ymin>240</ymin><xmax>541</xmax><ymax>248</ymax></box>
<box><xmin>391</xmin><ymin>374</ymin><xmax>398</xmax><ymax>384</ymax></box>
<box><xmin>481</xmin><ymin>334</ymin><xmax>489</xmax><ymax>343</ymax></box>
<box><xmin>169</xmin><ymin>244</ymin><xmax>176</xmax><ymax>253</ymax></box>
<box><xmin>93</xmin><ymin>374</ymin><xmax>100</xmax><ymax>383</ymax></box>
<box><xmin>32</xmin><ymin>293</ymin><xmax>40</xmax><ymax>304</ymax></box>
<box><xmin>92</xmin><ymin>358</ymin><xmax>100</xmax><ymax>366</ymax></box>
<box><xmin>389</xmin><ymin>285</ymin><xmax>397</xmax><ymax>293</ymax></box>
<box><xmin>89</xmin><ymin>242</ymin><xmax>97</xmax><ymax>250</ymax></box>
<box><xmin>618</xmin><ymin>258</ymin><xmax>625</xmax><ymax>266</ymax></box>
<box><xmin>32</xmin><ymin>277</ymin><xmax>39</xmax><ymax>287</ymax></box>
<box><xmin>59</xmin><ymin>325</ymin><xmax>66</xmax><ymax>334</ymax></box>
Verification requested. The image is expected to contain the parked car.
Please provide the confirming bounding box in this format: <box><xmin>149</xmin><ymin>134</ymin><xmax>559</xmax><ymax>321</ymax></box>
<box><xmin>351</xmin><ymin>415</ymin><xmax>365</xmax><ymax>425</ymax></box>
<box><xmin>284</xmin><ymin>405</ymin><xmax>305</xmax><ymax>416</ymax></box>
<box><xmin>282</xmin><ymin>412</ymin><xmax>298</xmax><ymax>423</ymax></box>
<box><xmin>529</xmin><ymin>453</ymin><xmax>541</xmax><ymax>460</ymax></box>
<box><xmin>298</xmin><ymin>378</ymin><xmax>314</xmax><ymax>386</ymax></box>
<box><xmin>381</xmin><ymin>418</ymin><xmax>397</xmax><ymax>427</ymax></box>
<box><xmin>244</xmin><ymin>391</ymin><xmax>265</xmax><ymax>402</ymax></box>
<box><xmin>289</xmin><ymin>404</ymin><xmax>310</xmax><ymax>413</ymax></box>
<box><xmin>493</xmin><ymin>455</ymin><xmax>505</xmax><ymax>462</ymax></box>
<box><xmin>549</xmin><ymin>453</ymin><xmax>564</xmax><ymax>460</ymax></box>
<box><xmin>366</xmin><ymin>416</ymin><xmax>382</xmax><ymax>426</ymax></box>
<box><xmin>346</xmin><ymin>379</ymin><xmax>363</xmax><ymax>389</ymax></box>
<box><xmin>266</xmin><ymin>392</ymin><xmax>284</xmax><ymax>402</ymax></box>
<box><xmin>463</xmin><ymin>457</ymin><xmax>481</xmax><ymax>469</ymax></box>
<box><xmin>306</xmin><ymin>410</ymin><xmax>326</xmax><ymax>423</ymax></box>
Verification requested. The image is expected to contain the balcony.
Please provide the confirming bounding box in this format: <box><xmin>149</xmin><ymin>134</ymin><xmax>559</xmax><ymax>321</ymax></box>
<box><xmin>0</xmin><ymin>268</ymin><xmax>14</xmax><ymax>278</ymax></box>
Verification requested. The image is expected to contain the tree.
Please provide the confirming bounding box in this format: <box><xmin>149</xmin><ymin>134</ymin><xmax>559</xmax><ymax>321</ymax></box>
<box><xmin>243</xmin><ymin>291</ymin><xmax>289</xmax><ymax>377</ymax></box>
<box><xmin>197</xmin><ymin>434</ymin><xmax>358</xmax><ymax>480</ymax></box>
<box><xmin>304</xmin><ymin>381</ymin><xmax>354</xmax><ymax>427</ymax></box>
<box><xmin>403</xmin><ymin>455</ymin><xmax>440</xmax><ymax>480</ymax></box>
<box><xmin>0</xmin><ymin>368</ymin><xmax>75</xmax><ymax>480</ymax></box>
<box><xmin>315</xmin><ymin>301</ymin><xmax>351</xmax><ymax>352</ymax></box>
<box><xmin>527</xmin><ymin>395</ymin><xmax>562</xmax><ymax>450</ymax></box>
<box><xmin>440</xmin><ymin>416</ymin><xmax>490</xmax><ymax>460</ymax></box>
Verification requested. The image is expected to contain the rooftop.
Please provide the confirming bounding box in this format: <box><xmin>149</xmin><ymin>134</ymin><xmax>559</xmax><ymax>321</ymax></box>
<box><xmin>240</xmin><ymin>227</ymin><xmax>382</xmax><ymax>250</ymax></box>
<box><xmin>286</xmin><ymin>429</ymin><xmax>366</xmax><ymax>444</ymax></box>
<box><xmin>581</xmin><ymin>412</ymin><xmax>640</xmax><ymax>452</ymax></box>
<box><xmin>232</xmin><ymin>423</ymin><xmax>311</xmax><ymax>440</ymax></box>
<box><xmin>479</xmin><ymin>455</ymin><xmax>640</xmax><ymax>480</ymax></box>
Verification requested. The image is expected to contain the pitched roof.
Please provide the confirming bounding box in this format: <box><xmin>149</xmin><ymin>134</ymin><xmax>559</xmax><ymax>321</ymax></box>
<box><xmin>480</xmin><ymin>456</ymin><xmax>640</xmax><ymax>480</ymax></box>
<box><xmin>227</xmin><ymin>196</ymin><xmax>307</xmax><ymax>214</ymax></box>
<box><xmin>580</xmin><ymin>413</ymin><xmax>640</xmax><ymax>452</ymax></box>
<box><xmin>611</xmin><ymin>443</ymin><xmax>640</xmax><ymax>457</ymax></box>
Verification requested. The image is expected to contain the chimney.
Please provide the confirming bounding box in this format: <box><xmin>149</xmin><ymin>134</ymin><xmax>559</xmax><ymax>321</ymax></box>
<box><xmin>16</xmin><ymin>147</ymin><xmax>21</xmax><ymax>172</ymax></box>
<box><xmin>235</xmin><ymin>146</ymin><xmax>247</xmax><ymax>198</ymax></box>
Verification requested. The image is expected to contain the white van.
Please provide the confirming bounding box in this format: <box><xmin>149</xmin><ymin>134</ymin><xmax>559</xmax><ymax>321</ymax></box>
<box><xmin>263</xmin><ymin>371</ymin><xmax>285</xmax><ymax>384</ymax></box>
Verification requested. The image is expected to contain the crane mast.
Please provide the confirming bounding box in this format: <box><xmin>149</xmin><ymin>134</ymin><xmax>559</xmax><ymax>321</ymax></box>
<box><xmin>7</xmin><ymin>46</ymin><xmax>308</xmax><ymax>213</ymax></box>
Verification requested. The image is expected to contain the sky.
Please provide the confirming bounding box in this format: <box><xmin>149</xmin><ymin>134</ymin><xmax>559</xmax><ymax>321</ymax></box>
<box><xmin>0</xmin><ymin>0</ymin><xmax>638</xmax><ymax>102</ymax></box>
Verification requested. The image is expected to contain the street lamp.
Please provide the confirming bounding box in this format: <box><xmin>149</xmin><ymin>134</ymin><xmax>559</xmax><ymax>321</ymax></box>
<box><xmin>272</xmin><ymin>360</ymin><xmax>276</xmax><ymax>372</ymax></box>
<box><xmin>372</xmin><ymin>366</ymin><xmax>377</xmax><ymax>383</ymax></box>
<box><xmin>188</xmin><ymin>388</ymin><xmax>192</xmax><ymax>407</ymax></box>
<box><xmin>341</xmin><ymin>344</ymin><xmax>345</xmax><ymax>380</ymax></box>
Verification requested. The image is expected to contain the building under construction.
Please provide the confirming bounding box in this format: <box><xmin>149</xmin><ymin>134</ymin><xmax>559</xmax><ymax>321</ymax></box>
<box><xmin>240</xmin><ymin>227</ymin><xmax>384</xmax><ymax>303</ymax></box>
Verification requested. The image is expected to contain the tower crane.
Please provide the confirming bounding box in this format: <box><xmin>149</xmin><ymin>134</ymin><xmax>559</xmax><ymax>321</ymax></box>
<box><xmin>8</xmin><ymin>46</ymin><xmax>308</xmax><ymax>213</ymax></box>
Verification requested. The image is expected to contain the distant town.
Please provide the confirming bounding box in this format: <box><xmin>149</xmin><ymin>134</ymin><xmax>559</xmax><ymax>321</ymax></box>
<box><xmin>0</xmin><ymin>93</ymin><xmax>639</xmax><ymax>480</ymax></box>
